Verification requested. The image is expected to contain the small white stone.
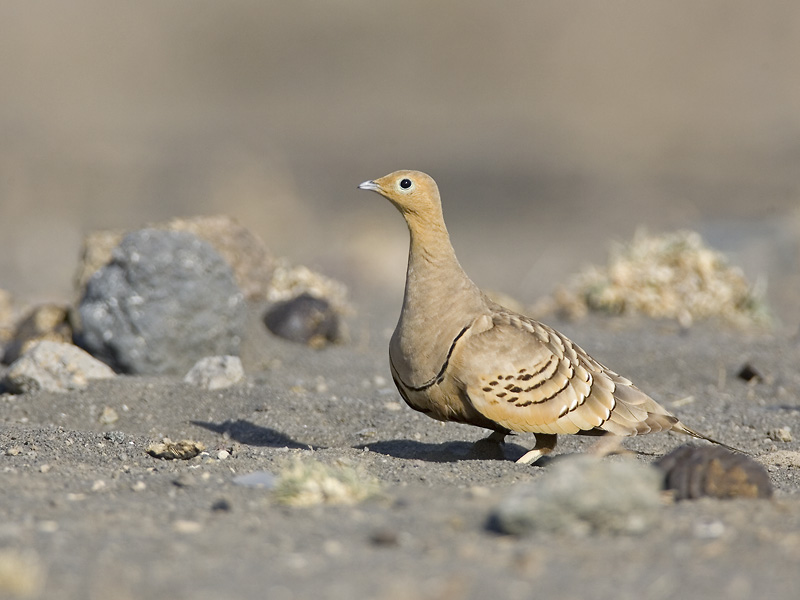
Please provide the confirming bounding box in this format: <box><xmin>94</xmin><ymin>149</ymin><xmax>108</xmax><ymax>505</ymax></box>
<box><xmin>693</xmin><ymin>520</ymin><xmax>726</xmax><ymax>540</ymax></box>
<box><xmin>172</xmin><ymin>520</ymin><xmax>203</xmax><ymax>534</ymax></box>
<box><xmin>768</xmin><ymin>427</ymin><xmax>792</xmax><ymax>443</ymax></box>
<box><xmin>98</xmin><ymin>406</ymin><xmax>119</xmax><ymax>424</ymax></box>
<box><xmin>184</xmin><ymin>355</ymin><xmax>244</xmax><ymax>390</ymax></box>
<box><xmin>38</xmin><ymin>521</ymin><xmax>59</xmax><ymax>533</ymax></box>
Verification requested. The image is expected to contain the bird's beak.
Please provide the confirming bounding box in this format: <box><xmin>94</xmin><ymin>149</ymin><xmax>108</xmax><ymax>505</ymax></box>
<box><xmin>358</xmin><ymin>180</ymin><xmax>379</xmax><ymax>192</ymax></box>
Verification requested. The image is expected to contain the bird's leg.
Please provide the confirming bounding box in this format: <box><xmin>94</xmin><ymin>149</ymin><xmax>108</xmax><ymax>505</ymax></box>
<box><xmin>516</xmin><ymin>433</ymin><xmax>558</xmax><ymax>465</ymax></box>
<box><xmin>483</xmin><ymin>429</ymin><xmax>508</xmax><ymax>444</ymax></box>
<box><xmin>468</xmin><ymin>428</ymin><xmax>509</xmax><ymax>460</ymax></box>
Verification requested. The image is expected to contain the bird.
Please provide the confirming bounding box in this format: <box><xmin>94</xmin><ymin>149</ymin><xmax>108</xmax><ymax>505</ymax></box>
<box><xmin>358</xmin><ymin>170</ymin><xmax>738</xmax><ymax>464</ymax></box>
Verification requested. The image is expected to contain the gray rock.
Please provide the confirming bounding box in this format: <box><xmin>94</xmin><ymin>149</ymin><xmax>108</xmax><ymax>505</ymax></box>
<box><xmin>2</xmin><ymin>341</ymin><xmax>116</xmax><ymax>394</ymax></box>
<box><xmin>490</xmin><ymin>455</ymin><xmax>664</xmax><ymax>537</ymax></box>
<box><xmin>74</xmin><ymin>215</ymin><xmax>275</xmax><ymax>302</ymax></box>
<box><xmin>184</xmin><ymin>355</ymin><xmax>244</xmax><ymax>390</ymax></box>
<box><xmin>76</xmin><ymin>229</ymin><xmax>246</xmax><ymax>375</ymax></box>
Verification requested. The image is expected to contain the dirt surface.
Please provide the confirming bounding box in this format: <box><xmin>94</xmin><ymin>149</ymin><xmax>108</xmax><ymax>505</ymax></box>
<box><xmin>2</xmin><ymin>301</ymin><xmax>799</xmax><ymax>600</ymax></box>
<box><xmin>2</xmin><ymin>3</ymin><xmax>800</xmax><ymax>598</ymax></box>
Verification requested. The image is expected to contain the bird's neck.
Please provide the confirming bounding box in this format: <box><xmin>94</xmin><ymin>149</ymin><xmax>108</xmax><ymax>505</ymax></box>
<box><xmin>391</xmin><ymin>214</ymin><xmax>487</xmax><ymax>384</ymax></box>
<box><xmin>404</xmin><ymin>217</ymin><xmax>472</xmax><ymax>300</ymax></box>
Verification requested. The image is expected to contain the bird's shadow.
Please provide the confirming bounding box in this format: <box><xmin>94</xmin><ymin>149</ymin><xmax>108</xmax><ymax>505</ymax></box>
<box><xmin>355</xmin><ymin>437</ymin><xmax>551</xmax><ymax>464</ymax></box>
<box><xmin>191</xmin><ymin>419</ymin><xmax>316</xmax><ymax>450</ymax></box>
<box><xmin>191</xmin><ymin>419</ymin><xmax>551</xmax><ymax>464</ymax></box>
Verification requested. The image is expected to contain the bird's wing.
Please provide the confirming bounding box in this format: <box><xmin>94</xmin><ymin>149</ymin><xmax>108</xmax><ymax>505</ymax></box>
<box><xmin>449</xmin><ymin>311</ymin><xmax>680</xmax><ymax>436</ymax></box>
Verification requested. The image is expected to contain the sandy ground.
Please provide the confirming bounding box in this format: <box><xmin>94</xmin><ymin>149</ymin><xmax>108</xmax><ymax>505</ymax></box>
<box><xmin>1</xmin><ymin>300</ymin><xmax>799</xmax><ymax>600</ymax></box>
<box><xmin>2</xmin><ymin>3</ymin><xmax>800</xmax><ymax>599</ymax></box>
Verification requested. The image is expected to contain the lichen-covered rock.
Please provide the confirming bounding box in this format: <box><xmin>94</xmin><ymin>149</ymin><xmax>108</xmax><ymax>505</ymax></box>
<box><xmin>2</xmin><ymin>340</ymin><xmax>115</xmax><ymax>394</ymax></box>
<box><xmin>267</xmin><ymin>258</ymin><xmax>350</xmax><ymax>315</ymax></box>
<box><xmin>146</xmin><ymin>438</ymin><xmax>206</xmax><ymax>460</ymax></box>
<box><xmin>263</xmin><ymin>293</ymin><xmax>342</xmax><ymax>348</ymax></box>
<box><xmin>532</xmin><ymin>229</ymin><xmax>770</xmax><ymax>329</ymax></box>
<box><xmin>272</xmin><ymin>458</ymin><xmax>380</xmax><ymax>506</ymax></box>
<box><xmin>655</xmin><ymin>444</ymin><xmax>773</xmax><ymax>500</ymax></box>
<box><xmin>184</xmin><ymin>355</ymin><xmax>245</xmax><ymax>390</ymax></box>
<box><xmin>75</xmin><ymin>229</ymin><xmax>246</xmax><ymax>375</ymax></box>
<box><xmin>490</xmin><ymin>455</ymin><xmax>664</xmax><ymax>536</ymax></box>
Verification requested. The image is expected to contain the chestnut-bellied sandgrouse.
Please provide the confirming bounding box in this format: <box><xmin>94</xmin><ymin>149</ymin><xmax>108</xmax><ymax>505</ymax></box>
<box><xmin>359</xmin><ymin>170</ymin><xmax>737</xmax><ymax>464</ymax></box>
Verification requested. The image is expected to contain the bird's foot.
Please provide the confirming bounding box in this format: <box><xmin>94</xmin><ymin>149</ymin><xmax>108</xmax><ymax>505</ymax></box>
<box><xmin>516</xmin><ymin>433</ymin><xmax>557</xmax><ymax>465</ymax></box>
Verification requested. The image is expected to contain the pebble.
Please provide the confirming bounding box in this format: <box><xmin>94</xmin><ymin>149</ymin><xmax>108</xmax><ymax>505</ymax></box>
<box><xmin>369</xmin><ymin>528</ymin><xmax>400</xmax><ymax>547</ymax></box>
<box><xmin>103</xmin><ymin>431</ymin><xmax>126</xmax><ymax>444</ymax></box>
<box><xmin>172</xmin><ymin>474</ymin><xmax>197</xmax><ymax>488</ymax></box>
<box><xmin>98</xmin><ymin>406</ymin><xmax>119</xmax><ymax>425</ymax></box>
<box><xmin>490</xmin><ymin>455</ymin><xmax>663</xmax><ymax>536</ymax></box>
<box><xmin>232</xmin><ymin>471</ymin><xmax>278</xmax><ymax>489</ymax></box>
<box><xmin>172</xmin><ymin>520</ymin><xmax>203</xmax><ymax>534</ymax></box>
<box><xmin>1</xmin><ymin>341</ymin><xmax>116</xmax><ymax>394</ymax></box>
<box><xmin>737</xmin><ymin>362</ymin><xmax>763</xmax><ymax>383</ymax></box>
<box><xmin>211</xmin><ymin>498</ymin><xmax>232</xmax><ymax>512</ymax></box>
<box><xmin>183</xmin><ymin>355</ymin><xmax>244</xmax><ymax>390</ymax></box>
<box><xmin>75</xmin><ymin>229</ymin><xmax>246</xmax><ymax>375</ymax></box>
<box><xmin>767</xmin><ymin>427</ymin><xmax>792</xmax><ymax>443</ymax></box>
<box><xmin>693</xmin><ymin>519</ymin><xmax>726</xmax><ymax>540</ymax></box>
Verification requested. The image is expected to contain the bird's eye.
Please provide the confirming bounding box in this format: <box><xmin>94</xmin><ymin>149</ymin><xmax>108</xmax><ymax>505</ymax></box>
<box><xmin>399</xmin><ymin>178</ymin><xmax>412</xmax><ymax>190</ymax></box>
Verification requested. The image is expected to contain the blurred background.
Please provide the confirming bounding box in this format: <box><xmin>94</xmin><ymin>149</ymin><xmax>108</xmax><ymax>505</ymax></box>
<box><xmin>1</xmin><ymin>1</ymin><xmax>798</xmax><ymax>327</ymax></box>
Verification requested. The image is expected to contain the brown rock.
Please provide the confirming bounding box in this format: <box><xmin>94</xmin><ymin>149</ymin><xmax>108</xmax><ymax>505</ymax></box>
<box><xmin>655</xmin><ymin>444</ymin><xmax>773</xmax><ymax>500</ymax></box>
<box><xmin>0</xmin><ymin>289</ymin><xmax>15</xmax><ymax>346</ymax></box>
<box><xmin>3</xmin><ymin>304</ymin><xmax>72</xmax><ymax>364</ymax></box>
<box><xmin>72</xmin><ymin>229</ymin><xmax>126</xmax><ymax>305</ymax></box>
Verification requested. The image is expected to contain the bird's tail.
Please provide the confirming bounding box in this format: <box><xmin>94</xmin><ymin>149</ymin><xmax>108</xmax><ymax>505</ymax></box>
<box><xmin>673</xmin><ymin>423</ymin><xmax>745</xmax><ymax>454</ymax></box>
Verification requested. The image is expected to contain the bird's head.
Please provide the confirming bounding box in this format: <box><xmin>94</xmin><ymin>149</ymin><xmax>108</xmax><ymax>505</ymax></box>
<box><xmin>358</xmin><ymin>170</ymin><xmax>443</xmax><ymax>220</ymax></box>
